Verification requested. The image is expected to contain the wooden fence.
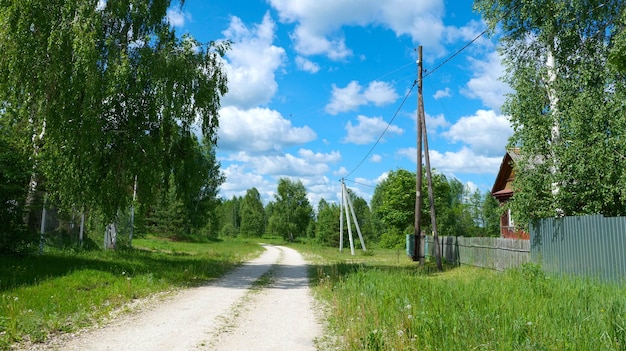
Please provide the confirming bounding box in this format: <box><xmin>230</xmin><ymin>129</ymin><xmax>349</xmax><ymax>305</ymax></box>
<box><xmin>422</xmin><ymin>235</ymin><xmax>530</xmax><ymax>271</ymax></box>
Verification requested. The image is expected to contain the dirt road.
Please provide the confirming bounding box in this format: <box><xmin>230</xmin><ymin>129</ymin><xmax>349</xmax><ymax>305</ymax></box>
<box><xmin>25</xmin><ymin>245</ymin><xmax>323</xmax><ymax>351</ymax></box>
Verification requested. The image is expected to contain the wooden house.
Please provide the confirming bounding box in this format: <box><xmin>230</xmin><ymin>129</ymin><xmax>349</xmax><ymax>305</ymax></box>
<box><xmin>491</xmin><ymin>148</ymin><xmax>529</xmax><ymax>240</ymax></box>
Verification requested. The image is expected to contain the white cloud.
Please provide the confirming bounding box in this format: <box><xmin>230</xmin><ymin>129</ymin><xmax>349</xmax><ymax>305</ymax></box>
<box><xmin>221</xmin><ymin>13</ymin><xmax>286</xmax><ymax>109</ymax></box>
<box><xmin>334</xmin><ymin>166</ymin><xmax>349</xmax><ymax>177</ymax></box>
<box><xmin>167</xmin><ymin>7</ymin><xmax>189</xmax><ymax>27</ymax></box>
<box><xmin>343</xmin><ymin>115</ymin><xmax>403</xmax><ymax>144</ymax></box>
<box><xmin>295</xmin><ymin>56</ymin><xmax>320</xmax><ymax>73</ymax></box>
<box><xmin>220</xmin><ymin>164</ymin><xmax>275</xmax><ymax>201</ymax></box>
<box><xmin>268</xmin><ymin>0</ymin><xmax>447</xmax><ymax>60</ymax></box>
<box><xmin>396</xmin><ymin>147</ymin><xmax>502</xmax><ymax>175</ymax></box>
<box><xmin>370</xmin><ymin>154</ymin><xmax>382</xmax><ymax>163</ymax></box>
<box><xmin>444</xmin><ymin>20</ymin><xmax>493</xmax><ymax>50</ymax></box>
<box><xmin>462</xmin><ymin>51</ymin><xmax>511</xmax><ymax>111</ymax></box>
<box><xmin>325</xmin><ymin>81</ymin><xmax>367</xmax><ymax>114</ymax></box>
<box><xmin>298</xmin><ymin>149</ymin><xmax>342</xmax><ymax>163</ymax></box>
<box><xmin>443</xmin><ymin>109</ymin><xmax>512</xmax><ymax>156</ymax></box>
<box><xmin>326</xmin><ymin>80</ymin><xmax>398</xmax><ymax>115</ymax></box>
<box><xmin>218</xmin><ymin>106</ymin><xmax>317</xmax><ymax>152</ymax></box>
<box><xmin>426</xmin><ymin>113</ymin><xmax>450</xmax><ymax>130</ymax></box>
<box><xmin>363</xmin><ymin>81</ymin><xmax>400</xmax><ymax>106</ymax></box>
<box><xmin>433</xmin><ymin>87</ymin><xmax>451</xmax><ymax>100</ymax></box>
<box><xmin>375</xmin><ymin>171</ymin><xmax>389</xmax><ymax>184</ymax></box>
<box><xmin>225</xmin><ymin>150</ymin><xmax>336</xmax><ymax>177</ymax></box>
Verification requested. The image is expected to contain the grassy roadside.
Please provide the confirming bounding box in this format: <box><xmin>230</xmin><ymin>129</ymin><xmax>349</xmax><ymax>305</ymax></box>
<box><xmin>0</xmin><ymin>236</ymin><xmax>263</xmax><ymax>349</ymax></box>
<box><xmin>294</xmin><ymin>244</ymin><xmax>626</xmax><ymax>351</ymax></box>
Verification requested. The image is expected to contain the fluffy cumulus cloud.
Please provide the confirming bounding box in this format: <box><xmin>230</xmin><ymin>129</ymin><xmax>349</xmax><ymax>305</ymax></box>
<box><xmin>218</xmin><ymin>106</ymin><xmax>316</xmax><ymax>152</ymax></box>
<box><xmin>167</xmin><ymin>7</ymin><xmax>189</xmax><ymax>27</ymax></box>
<box><xmin>225</xmin><ymin>149</ymin><xmax>340</xmax><ymax>176</ymax></box>
<box><xmin>267</xmin><ymin>0</ymin><xmax>446</xmax><ymax>59</ymax></box>
<box><xmin>220</xmin><ymin>164</ymin><xmax>275</xmax><ymax>200</ymax></box>
<box><xmin>462</xmin><ymin>51</ymin><xmax>512</xmax><ymax>111</ymax></box>
<box><xmin>295</xmin><ymin>56</ymin><xmax>320</xmax><ymax>73</ymax></box>
<box><xmin>396</xmin><ymin>146</ymin><xmax>501</xmax><ymax>175</ymax></box>
<box><xmin>343</xmin><ymin>115</ymin><xmax>403</xmax><ymax>144</ymax></box>
<box><xmin>326</xmin><ymin>80</ymin><xmax>398</xmax><ymax>115</ymax></box>
<box><xmin>221</xmin><ymin>13</ymin><xmax>286</xmax><ymax>109</ymax></box>
<box><xmin>433</xmin><ymin>87</ymin><xmax>451</xmax><ymax>100</ymax></box>
<box><xmin>442</xmin><ymin>109</ymin><xmax>512</xmax><ymax>156</ymax></box>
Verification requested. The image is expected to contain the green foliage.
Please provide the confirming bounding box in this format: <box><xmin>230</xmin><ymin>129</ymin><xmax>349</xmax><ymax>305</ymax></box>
<box><xmin>0</xmin><ymin>126</ymin><xmax>37</xmax><ymax>255</ymax></box>
<box><xmin>476</xmin><ymin>0</ymin><xmax>626</xmax><ymax>226</ymax></box>
<box><xmin>378</xmin><ymin>227</ymin><xmax>405</xmax><ymax>249</ymax></box>
<box><xmin>268</xmin><ymin>178</ymin><xmax>313</xmax><ymax>241</ymax></box>
<box><xmin>149</xmin><ymin>174</ymin><xmax>188</xmax><ymax>239</ymax></box>
<box><xmin>316</xmin><ymin>198</ymin><xmax>341</xmax><ymax>246</ymax></box>
<box><xmin>218</xmin><ymin>196</ymin><xmax>241</xmax><ymax>237</ymax></box>
<box><xmin>371</xmin><ymin>168</ymin><xmax>492</xmax><ymax>244</ymax></box>
<box><xmin>239</xmin><ymin>188</ymin><xmax>265</xmax><ymax>237</ymax></box>
<box><xmin>0</xmin><ymin>1</ymin><xmax>228</xmax><ymax>239</ymax></box>
<box><xmin>482</xmin><ymin>192</ymin><xmax>501</xmax><ymax>237</ymax></box>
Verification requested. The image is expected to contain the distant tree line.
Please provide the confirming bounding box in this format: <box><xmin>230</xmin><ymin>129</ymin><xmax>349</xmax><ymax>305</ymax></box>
<box><xmin>210</xmin><ymin>172</ymin><xmax>500</xmax><ymax>249</ymax></box>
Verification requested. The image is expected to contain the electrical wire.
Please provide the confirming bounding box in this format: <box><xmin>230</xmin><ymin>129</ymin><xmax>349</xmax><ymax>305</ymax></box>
<box><xmin>344</xmin><ymin>80</ymin><xmax>417</xmax><ymax>179</ymax></box>
<box><xmin>341</xmin><ymin>24</ymin><xmax>491</xmax><ymax>182</ymax></box>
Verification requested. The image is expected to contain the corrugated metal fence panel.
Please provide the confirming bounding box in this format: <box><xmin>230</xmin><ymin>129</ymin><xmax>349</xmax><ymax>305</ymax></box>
<box><xmin>530</xmin><ymin>215</ymin><xmax>626</xmax><ymax>283</ymax></box>
<box><xmin>424</xmin><ymin>235</ymin><xmax>530</xmax><ymax>271</ymax></box>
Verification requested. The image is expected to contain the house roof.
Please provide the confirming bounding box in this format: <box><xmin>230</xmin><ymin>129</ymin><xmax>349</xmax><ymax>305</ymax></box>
<box><xmin>491</xmin><ymin>148</ymin><xmax>520</xmax><ymax>196</ymax></box>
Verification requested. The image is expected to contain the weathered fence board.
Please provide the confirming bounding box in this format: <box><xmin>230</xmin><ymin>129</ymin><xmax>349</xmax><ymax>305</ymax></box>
<box><xmin>424</xmin><ymin>235</ymin><xmax>530</xmax><ymax>271</ymax></box>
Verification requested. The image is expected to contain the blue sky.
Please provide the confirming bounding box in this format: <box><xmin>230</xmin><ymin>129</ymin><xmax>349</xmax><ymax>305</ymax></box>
<box><xmin>167</xmin><ymin>0</ymin><xmax>513</xmax><ymax>206</ymax></box>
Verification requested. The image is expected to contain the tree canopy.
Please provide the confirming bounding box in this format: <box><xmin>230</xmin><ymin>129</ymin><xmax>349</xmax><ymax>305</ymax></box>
<box><xmin>476</xmin><ymin>0</ymin><xmax>626</xmax><ymax>225</ymax></box>
<box><xmin>0</xmin><ymin>0</ymin><xmax>228</xmax><ymax>246</ymax></box>
<box><xmin>268</xmin><ymin>178</ymin><xmax>313</xmax><ymax>241</ymax></box>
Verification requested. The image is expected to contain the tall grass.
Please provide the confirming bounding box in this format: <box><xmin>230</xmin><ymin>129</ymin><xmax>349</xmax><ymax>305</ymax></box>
<box><xmin>304</xmin><ymin>245</ymin><xmax>626</xmax><ymax>351</ymax></box>
<box><xmin>0</xmin><ymin>236</ymin><xmax>262</xmax><ymax>349</ymax></box>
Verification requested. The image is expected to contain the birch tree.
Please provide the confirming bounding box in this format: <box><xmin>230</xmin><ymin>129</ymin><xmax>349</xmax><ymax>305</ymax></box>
<box><xmin>476</xmin><ymin>0</ymin><xmax>626</xmax><ymax>225</ymax></box>
<box><xmin>0</xmin><ymin>0</ymin><xmax>228</xmax><ymax>247</ymax></box>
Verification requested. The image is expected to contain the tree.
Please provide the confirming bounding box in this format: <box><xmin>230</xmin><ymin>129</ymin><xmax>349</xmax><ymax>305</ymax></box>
<box><xmin>0</xmin><ymin>124</ymin><xmax>36</xmax><ymax>254</ymax></box>
<box><xmin>315</xmin><ymin>198</ymin><xmax>341</xmax><ymax>246</ymax></box>
<box><xmin>0</xmin><ymin>1</ymin><xmax>228</xmax><ymax>247</ymax></box>
<box><xmin>482</xmin><ymin>192</ymin><xmax>501</xmax><ymax>237</ymax></box>
<box><xmin>239</xmin><ymin>188</ymin><xmax>265</xmax><ymax>237</ymax></box>
<box><xmin>476</xmin><ymin>0</ymin><xmax>626</xmax><ymax>227</ymax></box>
<box><xmin>269</xmin><ymin>178</ymin><xmax>313</xmax><ymax>241</ymax></box>
<box><xmin>218</xmin><ymin>196</ymin><xmax>241</xmax><ymax>237</ymax></box>
<box><xmin>171</xmin><ymin>135</ymin><xmax>224</xmax><ymax>235</ymax></box>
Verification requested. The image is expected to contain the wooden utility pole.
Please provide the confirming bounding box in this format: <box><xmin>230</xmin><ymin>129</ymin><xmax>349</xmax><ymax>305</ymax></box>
<box><xmin>413</xmin><ymin>47</ymin><xmax>424</xmax><ymax>265</ymax></box>
<box><xmin>414</xmin><ymin>46</ymin><xmax>443</xmax><ymax>271</ymax></box>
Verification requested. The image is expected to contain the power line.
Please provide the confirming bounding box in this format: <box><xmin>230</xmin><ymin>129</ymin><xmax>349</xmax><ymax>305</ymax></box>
<box><xmin>343</xmin><ymin>178</ymin><xmax>377</xmax><ymax>188</ymax></box>
<box><xmin>342</xmin><ymin>26</ymin><xmax>491</xmax><ymax>182</ymax></box>
<box><xmin>344</xmin><ymin>80</ymin><xmax>417</xmax><ymax>179</ymax></box>
<box><xmin>424</xmin><ymin>28</ymin><xmax>489</xmax><ymax>80</ymax></box>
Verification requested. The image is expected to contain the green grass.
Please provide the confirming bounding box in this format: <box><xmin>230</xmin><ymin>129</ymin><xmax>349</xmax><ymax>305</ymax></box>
<box><xmin>0</xmin><ymin>236</ymin><xmax>263</xmax><ymax>349</ymax></box>
<box><xmin>297</xmin><ymin>244</ymin><xmax>626</xmax><ymax>351</ymax></box>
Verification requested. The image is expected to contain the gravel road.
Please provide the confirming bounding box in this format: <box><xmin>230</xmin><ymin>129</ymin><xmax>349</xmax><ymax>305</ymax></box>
<box><xmin>24</xmin><ymin>244</ymin><xmax>323</xmax><ymax>351</ymax></box>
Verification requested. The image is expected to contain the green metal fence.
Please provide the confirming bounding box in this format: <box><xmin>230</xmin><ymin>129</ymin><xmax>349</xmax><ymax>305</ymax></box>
<box><xmin>423</xmin><ymin>235</ymin><xmax>530</xmax><ymax>271</ymax></box>
<box><xmin>530</xmin><ymin>214</ymin><xmax>626</xmax><ymax>283</ymax></box>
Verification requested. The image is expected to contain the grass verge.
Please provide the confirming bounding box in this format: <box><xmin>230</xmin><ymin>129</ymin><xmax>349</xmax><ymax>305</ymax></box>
<box><xmin>0</xmin><ymin>236</ymin><xmax>263</xmax><ymax>349</ymax></box>
<box><xmin>296</xmin><ymin>244</ymin><xmax>626</xmax><ymax>351</ymax></box>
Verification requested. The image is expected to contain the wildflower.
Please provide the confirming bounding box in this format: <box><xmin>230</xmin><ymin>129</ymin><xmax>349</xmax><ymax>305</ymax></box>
<box><xmin>13</xmin><ymin>297</ymin><xmax>18</xmax><ymax>301</ymax></box>
<box><xmin>407</xmin><ymin>314</ymin><xmax>413</xmax><ymax>320</ymax></box>
<box><xmin>405</xmin><ymin>304</ymin><xmax>412</xmax><ymax>310</ymax></box>
<box><xmin>527</xmin><ymin>321</ymin><xmax>533</xmax><ymax>326</ymax></box>
<box><xmin>397</xmin><ymin>330</ymin><xmax>404</xmax><ymax>337</ymax></box>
